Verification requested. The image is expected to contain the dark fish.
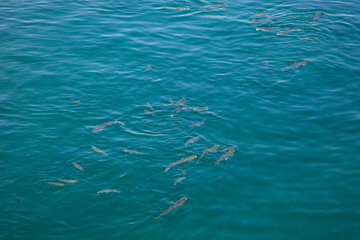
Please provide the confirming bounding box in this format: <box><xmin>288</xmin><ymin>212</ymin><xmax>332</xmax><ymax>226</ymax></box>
<box><xmin>92</xmin><ymin>121</ymin><xmax>125</xmax><ymax>133</ymax></box>
<box><xmin>215</xmin><ymin>149</ymin><xmax>235</xmax><ymax>165</ymax></box>
<box><xmin>189</xmin><ymin>119</ymin><xmax>206</xmax><ymax>128</ymax></box>
<box><xmin>92</xmin><ymin>146</ymin><xmax>108</xmax><ymax>156</ymax></box>
<box><xmin>154</xmin><ymin>197</ymin><xmax>188</xmax><ymax>219</ymax></box>
<box><xmin>197</xmin><ymin>145</ymin><xmax>219</xmax><ymax>163</ymax></box>
<box><xmin>281</xmin><ymin>60</ymin><xmax>308</xmax><ymax>71</ymax></box>
<box><xmin>69</xmin><ymin>98</ymin><xmax>81</xmax><ymax>104</ymax></box>
<box><xmin>44</xmin><ymin>182</ymin><xmax>64</xmax><ymax>186</ymax></box>
<box><xmin>165</xmin><ymin>155</ymin><xmax>197</xmax><ymax>172</ymax></box>
<box><xmin>185</xmin><ymin>136</ymin><xmax>199</xmax><ymax>147</ymax></box>
<box><xmin>313</xmin><ymin>12</ymin><xmax>322</xmax><ymax>24</ymax></box>
<box><xmin>171</xmin><ymin>97</ymin><xmax>186</xmax><ymax>117</ymax></box>
<box><xmin>72</xmin><ymin>162</ymin><xmax>84</xmax><ymax>171</ymax></box>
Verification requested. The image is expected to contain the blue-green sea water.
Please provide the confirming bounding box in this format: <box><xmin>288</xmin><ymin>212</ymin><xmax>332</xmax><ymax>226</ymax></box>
<box><xmin>1</xmin><ymin>0</ymin><xmax>360</xmax><ymax>239</ymax></box>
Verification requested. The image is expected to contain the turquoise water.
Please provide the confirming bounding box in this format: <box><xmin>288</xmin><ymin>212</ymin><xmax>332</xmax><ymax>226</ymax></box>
<box><xmin>1</xmin><ymin>0</ymin><xmax>360</xmax><ymax>239</ymax></box>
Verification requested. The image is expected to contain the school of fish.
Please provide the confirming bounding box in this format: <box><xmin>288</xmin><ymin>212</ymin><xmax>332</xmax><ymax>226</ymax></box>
<box><xmin>51</xmin><ymin>5</ymin><xmax>322</xmax><ymax>220</ymax></box>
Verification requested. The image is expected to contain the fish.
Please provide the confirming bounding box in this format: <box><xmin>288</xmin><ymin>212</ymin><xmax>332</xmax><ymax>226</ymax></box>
<box><xmin>144</xmin><ymin>65</ymin><xmax>151</xmax><ymax>72</ymax></box>
<box><xmin>44</xmin><ymin>182</ymin><xmax>64</xmax><ymax>186</ymax></box>
<box><xmin>221</xmin><ymin>146</ymin><xmax>236</xmax><ymax>152</ymax></box>
<box><xmin>178</xmin><ymin>169</ymin><xmax>186</xmax><ymax>175</ymax></box>
<box><xmin>146</xmin><ymin>102</ymin><xmax>154</xmax><ymax>110</ymax></box>
<box><xmin>92</xmin><ymin>146</ymin><xmax>108</xmax><ymax>156</ymax></box>
<box><xmin>281</xmin><ymin>60</ymin><xmax>308</xmax><ymax>71</ymax></box>
<box><xmin>189</xmin><ymin>119</ymin><xmax>206</xmax><ymax>128</ymax></box>
<box><xmin>276</xmin><ymin>29</ymin><xmax>300</xmax><ymax>35</ymax></box>
<box><xmin>171</xmin><ymin>97</ymin><xmax>187</xmax><ymax>117</ymax></box>
<box><xmin>97</xmin><ymin>189</ymin><xmax>121</xmax><ymax>194</ymax></box>
<box><xmin>174</xmin><ymin>177</ymin><xmax>186</xmax><ymax>186</ymax></box>
<box><xmin>165</xmin><ymin>155</ymin><xmax>197</xmax><ymax>172</ymax></box>
<box><xmin>144</xmin><ymin>110</ymin><xmax>158</xmax><ymax>116</ymax></box>
<box><xmin>185</xmin><ymin>136</ymin><xmax>200</xmax><ymax>147</ymax></box>
<box><xmin>249</xmin><ymin>18</ymin><xmax>266</xmax><ymax>24</ymax></box>
<box><xmin>298</xmin><ymin>37</ymin><xmax>313</xmax><ymax>41</ymax></box>
<box><xmin>313</xmin><ymin>12</ymin><xmax>322</xmax><ymax>24</ymax></box>
<box><xmin>92</xmin><ymin>121</ymin><xmax>125</xmax><ymax>133</ymax></box>
<box><xmin>123</xmin><ymin>149</ymin><xmax>143</xmax><ymax>154</ymax></box>
<box><xmin>177</xmin><ymin>107</ymin><xmax>208</xmax><ymax>113</ymax></box>
<box><xmin>256</xmin><ymin>27</ymin><xmax>279</xmax><ymax>31</ymax></box>
<box><xmin>160</xmin><ymin>7</ymin><xmax>189</xmax><ymax>10</ymax></box>
<box><xmin>215</xmin><ymin>149</ymin><xmax>235</xmax><ymax>165</ymax></box>
<box><xmin>197</xmin><ymin>145</ymin><xmax>219</xmax><ymax>162</ymax></box>
<box><xmin>202</xmin><ymin>3</ymin><xmax>227</xmax><ymax>8</ymax></box>
<box><xmin>253</xmin><ymin>11</ymin><xmax>266</xmax><ymax>16</ymax></box>
<box><xmin>72</xmin><ymin>162</ymin><xmax>84</xmax><ymax>171</ymax></box>
<box><xmin>69</xmin><ymin>98</ymin><xmax>81</xmax><ymax>104</ymax></box>
<box><xmin>59</xmin><ymin>179</ymin><xmax>78</xmax><ymax>184</ymax></box>
<box><xmin>169</xmin><ymin>98</ymin><xmax>173</xmax><ymax>104</ymax></box>
<box><xmin>154</xmin><ymin>197</ymin><xmax>188</xmax><ymax>219</ymax></box>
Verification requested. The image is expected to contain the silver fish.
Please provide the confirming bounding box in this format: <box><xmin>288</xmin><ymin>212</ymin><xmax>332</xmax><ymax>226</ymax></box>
<box><xmin>144</xmin><ymin>110</ymin><xmax>158</xmax><ymax>116</ymax></box>
<box><xmin>249</xmin><ymin>18</ymin><xmax>266</xmax><ymax>24</ymax></box>
<box><xmin>178</xmin><ymin>169</ymin><xmax>186</xmax><ymax>175</ymax></box>
<box><xmin>146</xmin><ymin>102</ymin><xmax>154</xmax><ymax>110</ymax></box>
<box><xmin>174</xmin><ymin>177</ymin><xmax>186</xmax><ymax>186</ymax></box>
<box><xmin>221</xmin><ymin>146</ymin><xmax>236</xmax><ymax>152</ymax></box>
<box><xmin>59</xmin><ymin>179</ymin><xmax>78</xmax><ymax>184</ymax></box>
<box><xmin>298</xmin><ymin>37</ymin><xmax>313</xmax><ymax>41</ymax></box>
<box><xmin>159</xmin><ymin>6</ymin><xmax>189</xmax><ymax>10</ymax></box>
<box><xmin>92</xmin><ymin>121</ymin><xmax>125</xmax><ymax>133</ymax></box>
<box><xmin>144</xmin><ymin>65</ymin><xmax>151</xmax><ymax>72</ymax></box>
<box><xmin>44</xmin><ymin>181</ymin><xmax>64</xmax><ymax>186</ymax></box>
<box><xmin>185</xmin><ymin>136</ymin><xmax>199</xmax><ymax>147</ymax></box>
<box><xmin>165</xmin><ymin>155</ymin><xmax>197</xmax><ymax>172</ymax></box>
<box><xmin>256</xmin><ymin>27</ymin><xmax>279</xmax><ymax>31</ymax></box>
<box><xmin>281</xmin><ymin>60</ymin><xmax>308</xmax><ymax>71</ymax></box>
<box><xmin>189</xmin><ymin>119</ymin><xmax>206</xmax><ymax>128</ymax></box>
<box><xmin>92</xmin><ymin>146</ymin><xmax>108</xmax><ymax>156</ymax></box>
<box><xmin>177</xmin><ymin>107</ymin><xmax>208</xmax><ymax>113</ymax></box>
<box><xmin>123</xmin><ymin>149</ymin><xmax>143</xmax><ymax>154</ymax></box>
<box><xmin>313</xmin><ymin>12</ymin><xmax>322</xmax><ymax>24</ymax></box>
<box><xmin>197</xmin><ymin>145</ymin><xmax>219</xmax><ymax>163</ymax></box>
<box><xmin>253</xmin><ymin>11</ymin><xmax>266</xmax><ymax>16</ymax></box>
<box><xmin>72</xmin><ymin>162</ymin><xmax>84</xmax><ymax>171</ymax></box>
<box><xmin>69</xmin><ymin>98</ymin><xmax>81</xmax><ymax>104</ymax></box>
<box><xmin>215</xmin><ymin>149</ymin><xmax>235</xmax><ymax>165</ymax></box>
<box><xmin>171</xmin><ymin>97</ymin><xmax>187</xmax><ymax>117</ymax></box>
<box><xmin>276</xmin><ymin>29</ymin><xmax>300</xmax><ymax>35</ymax></box>
<box><xmin>97</xmin><ymin>189</ymin><xmax>121</xmax><ymax>194</ymax></box>
<box><xmin>202</xmin><ymin>3</ymin><xmax>227</xmax><ymax>8</ymax></box>
<box><xmin>154</xmin><ymin>197</ymin><xmax>188</xmax><ymax>219</ymax></box>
